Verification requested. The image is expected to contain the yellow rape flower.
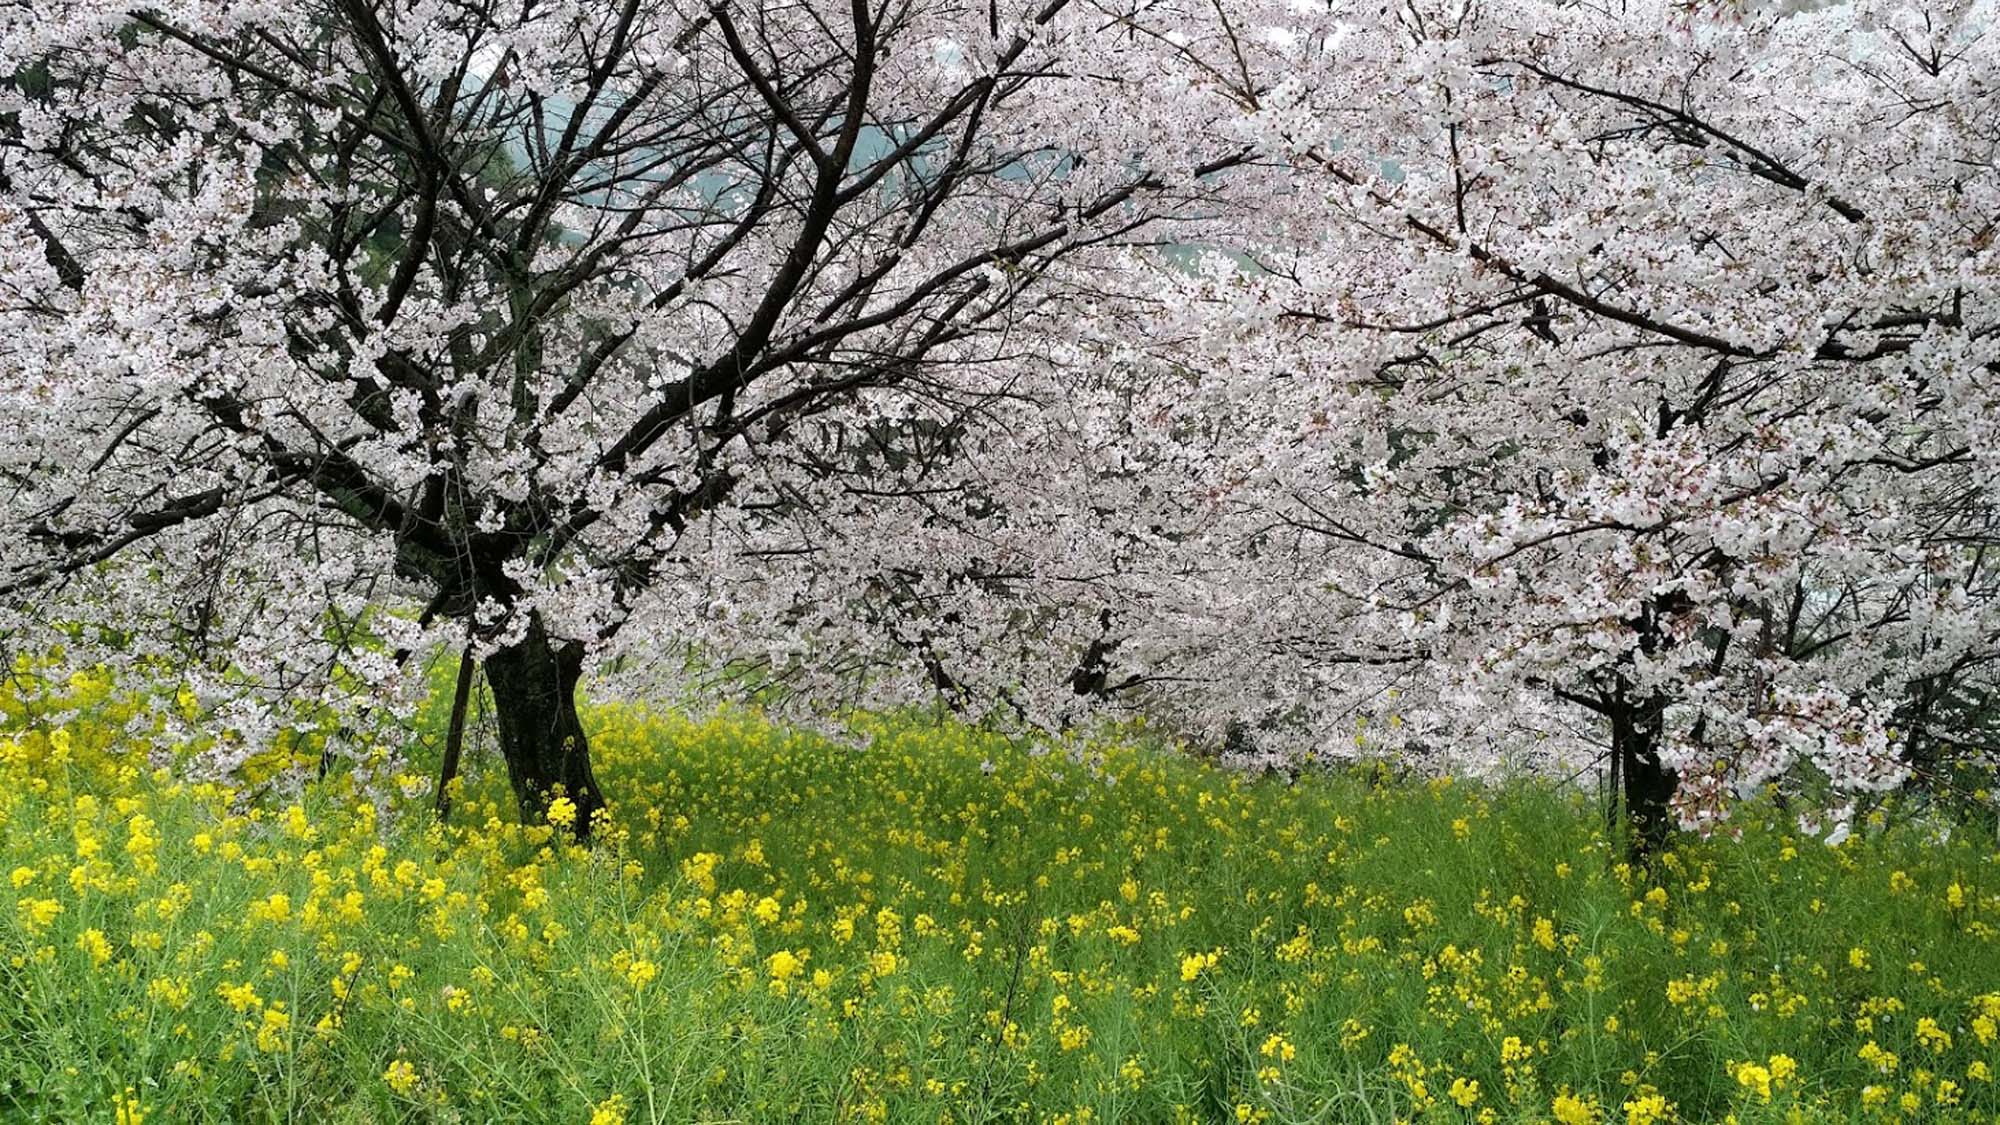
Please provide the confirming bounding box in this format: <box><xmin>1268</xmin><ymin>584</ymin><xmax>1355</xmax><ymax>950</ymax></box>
<box><xmin>217</xmin><ymin>981</ymin><xmax>261</xmax><ymax>1013</ymax></box>
<box><xmin>75</xmin><ymin>928</ymin><xmax>112</xmax><ymax>967</ymax></box>
<box><xmin>1622</xmin><ymin>1092</ymin><xmax>1672</xmax><ymax>1125</ymax></box>
<box><xmin>146</xmin><ymin>976</ymin><xmax>190</xmax><ymax>1009</ymax></box>
<box><xmin>767</xmin><ymin>949</ymin><xmax>803</xmax><ymax>982</ymax></box>
<box><xmin>256</xmin><ymin>1006</ymin><xmax>290</xmax><ymax>1052</ymax></box>
<box><xmin>623</xmin><ymin>959</ymin><xmax>658</xmax><ymax>991</ymax></box>
<box><xmin>545</xmin><ymin>796</ymin><xmax>578</xmax><ymax>830</ymax></box>
<box><xmin>1552</xmin><ymin>1091</ymin><xmax>1600</xmax><ymax>1124</ymax></box>
<box><xmin>18</xmin><ymin>897</ymin><xmax>62</xmax><ymax>931</ymax></box>
<box><xmin>1734</xmin><ymin>1061</ymin><xmax>1772</xmax><ymax>1102</ymax></box>
<box><xmin>1179</xmin><ymin>950</ymin><xmax>1220</xmax><ymax>982</ymax></box>
<box><xmin>1858</xmin><ymin>1041</ymin><xmax>1899</xmax><ymax>1074</ymax></box>
<box><xmin>383</xmin><ymin>1059</ymin><xmax>418</xmax><ymax>1095</ymax></box>
<box><xmin>247</xmin><ymin>893</ymin><xmax>290</xmax><ymax>925</ymax></box>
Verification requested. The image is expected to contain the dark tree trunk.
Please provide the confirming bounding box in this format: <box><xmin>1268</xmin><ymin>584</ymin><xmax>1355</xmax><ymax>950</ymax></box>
<box><xmin>433</xmin><ymin>646</ymin><xmax>476</xmax><ymax>824</ymax></box>
<box><xmin>1611</xmin><ymin>694</ymin><xmax>1677</xmax><ymax>861</ymax></box>
<box><xmin>482</xmin><ymin>613</ymin><xmax>604</xmax><ymax>838</ymax></box>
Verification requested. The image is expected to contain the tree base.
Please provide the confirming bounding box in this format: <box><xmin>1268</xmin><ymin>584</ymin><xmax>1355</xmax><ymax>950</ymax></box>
<box><xmin>483</xmin><ymin>614</ymin><xmax>605</xmax><ymax>839</ymax></box>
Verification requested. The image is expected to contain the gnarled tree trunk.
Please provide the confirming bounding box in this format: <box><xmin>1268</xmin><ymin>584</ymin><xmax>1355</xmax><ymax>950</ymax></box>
<box><xmin>482</xmin><ymin>613</ymin><xmax>605</xmax><ymax>838</ymax></box>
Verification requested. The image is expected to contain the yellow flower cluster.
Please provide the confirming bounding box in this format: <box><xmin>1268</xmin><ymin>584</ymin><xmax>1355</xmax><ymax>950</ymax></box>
<box><xmin>1</xmin><ymin>667</ymin><xmax>1996</xmax><ymax>1122</ymax></box>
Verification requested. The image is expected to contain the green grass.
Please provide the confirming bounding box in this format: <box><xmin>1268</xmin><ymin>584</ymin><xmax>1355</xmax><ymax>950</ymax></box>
<box><xmin>1</xmin><ymin>679</ymin><xmax>1997</xmax><ymax>1123</ymax></box>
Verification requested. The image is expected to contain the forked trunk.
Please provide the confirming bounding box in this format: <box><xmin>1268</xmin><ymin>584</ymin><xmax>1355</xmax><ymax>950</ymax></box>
<box><xmin>482</xmin><ymin>614</ymin><xmax>605</xmax><ymax>838</ymax></box>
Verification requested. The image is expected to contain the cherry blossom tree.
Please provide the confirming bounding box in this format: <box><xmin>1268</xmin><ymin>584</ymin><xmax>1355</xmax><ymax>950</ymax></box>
<box><xmin>1078</xmin><ymin>0</ymin><xmax>2000</xmax><ymax>847</ymax></box>
<box><xmin>0</xmin><ymin>0</ymin><xmax>1249</xmax><ymax>830</ymax></box>
<box><xmin>655</xmin><ymin>0</ymin><xmax>2000</xmax><ymax>852</ymax></box>
<box><xmin>7</xmin><ymin>0</ymin><xmax>1995</xmax><ymax>854</ymax></box>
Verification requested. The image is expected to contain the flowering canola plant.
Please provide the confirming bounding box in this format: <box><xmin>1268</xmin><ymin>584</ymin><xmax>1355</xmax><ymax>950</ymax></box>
<box><xmin>2</xmin><ymin>671</ymin><xmax>1999</xmax><ymax>1123</ymax></box>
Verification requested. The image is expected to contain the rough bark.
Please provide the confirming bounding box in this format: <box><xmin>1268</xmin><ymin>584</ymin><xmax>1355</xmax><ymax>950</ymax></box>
<box><xmin>482</xmin><ymin>613</ymin><xmax>604</xmax><ymax>838</ymax></box>
<box><xmin>1611</xmin><ymin>694</ymin><xmax>1677</xmax><ymax>861</ymax></box>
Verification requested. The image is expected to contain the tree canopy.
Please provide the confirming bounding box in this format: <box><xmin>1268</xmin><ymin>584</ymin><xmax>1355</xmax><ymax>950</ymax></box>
<box><xmin>4</xmin><ymin>0</ymin><xmax>1996</xmax><ymax>841</ymax></box>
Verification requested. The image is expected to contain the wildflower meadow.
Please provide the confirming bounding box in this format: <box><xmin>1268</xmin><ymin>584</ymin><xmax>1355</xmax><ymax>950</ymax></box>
<box><xmin>3</xmin><ymin>667</ymin><xmax>1997</xmax><ymax>1124</ymax></box>
<box><xmin>7</xmin><ymin>0</ymin><xmax>2000</xmax><ymax>1120</ymax></box>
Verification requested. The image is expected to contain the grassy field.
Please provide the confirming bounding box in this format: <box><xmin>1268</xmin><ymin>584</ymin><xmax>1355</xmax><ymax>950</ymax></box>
<box><xmin>2</xmin><ymin>672</ymin><xmax>1998</xmax><ymax>1123</ymax></box>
